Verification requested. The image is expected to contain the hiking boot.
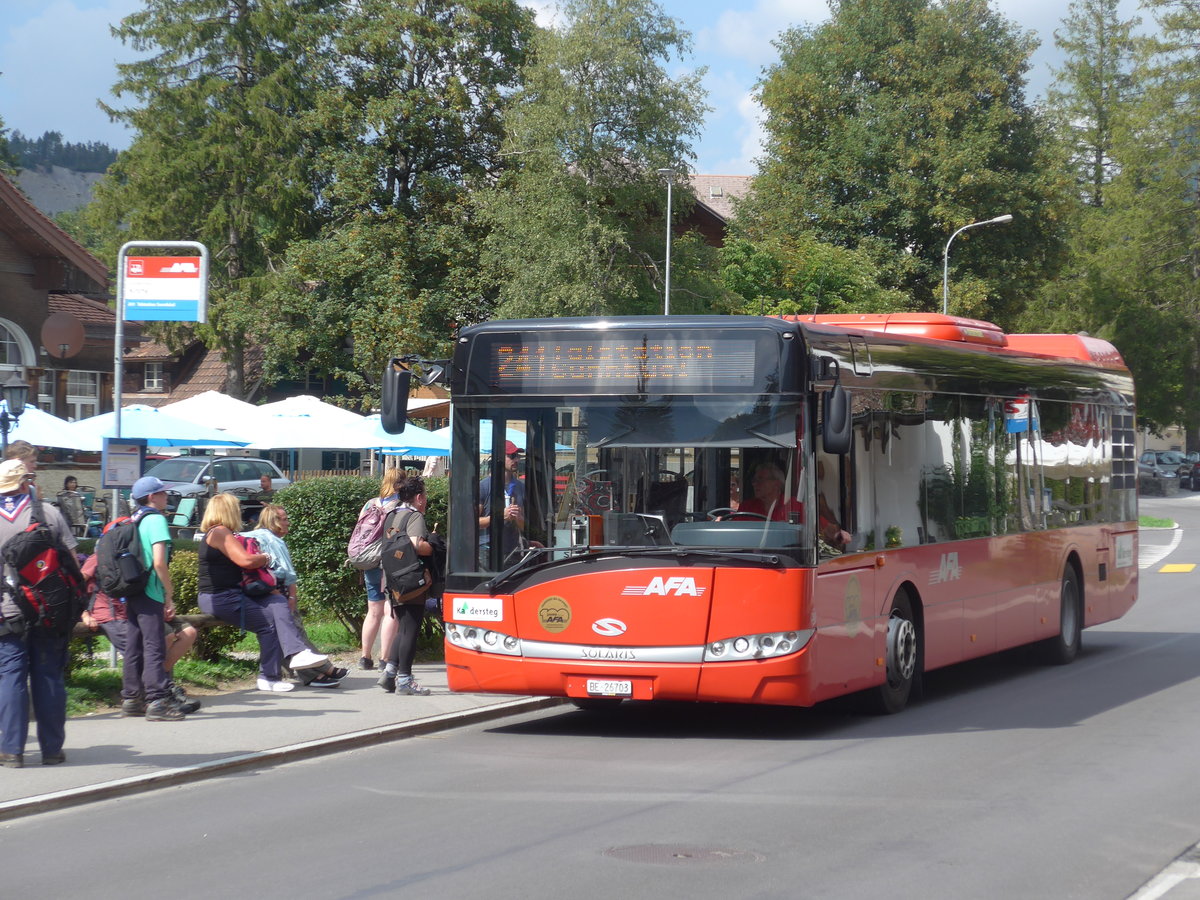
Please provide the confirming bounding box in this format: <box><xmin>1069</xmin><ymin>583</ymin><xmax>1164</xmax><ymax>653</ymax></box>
<box><xmin>121</xmin><ymin>698</ymin><xmax>147</xmax><ymax>717</ymax></box>
<box><xmin>377</xmin><ymin>671</ymin><xmax>396</xmax><ymax>693</ymax></box>
<box><xmin>0</xmin><ymin>753</ymin><xmax>23</xmax><ymax>768</ymax></box>
<box><xmin>168</xmin><ymin>682</ymin><xmax>192</xmax><ymax>705</ymax></box>
<box><xmin>145</xmin><ymin>698</ymin><xmax>186</xmax><ymax>721</ymax></box>
<box><xmin>171</xmin><ymin>695</ymin><xmax>202</xmax><ymax>714</ymax></box>
<box><xmin>41</xmin><ymin>751</ymin><xmax>66</xmax><ymax>766</ymax></box>
<box><xmin>359</xmin><ymin>656</ymin><xmax>375</xmax><ymax>670</ymax></box>
<box><xmin>394</xmin><ymin>680</ymin><xmax>431</xmax><ymax>696</ymax></box>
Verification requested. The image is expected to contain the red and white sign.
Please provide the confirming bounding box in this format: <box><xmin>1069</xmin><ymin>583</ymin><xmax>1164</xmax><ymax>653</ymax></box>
<box><xmin>122</xmin><ymin>256</ymin><xmax>205</xmax><ymax>321</ymax></box>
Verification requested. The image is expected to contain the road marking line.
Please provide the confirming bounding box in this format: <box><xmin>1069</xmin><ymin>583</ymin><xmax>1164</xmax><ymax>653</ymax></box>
<box><xmin>1159</xmin><ymin>563</ymin><xmax>1196</xmax><ymax>573</ymax></box>
<box><xmin>1129</xmin><ymin>856</ymin><xmax>1200</xmax><ymax>899</ymax></box>
<box><xmin>1140</xmin><ymin>527</ymin><xmax>1183</xmax><ymax>570</ymax></box>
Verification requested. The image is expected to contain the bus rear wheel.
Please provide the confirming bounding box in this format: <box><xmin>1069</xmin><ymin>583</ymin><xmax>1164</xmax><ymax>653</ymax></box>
<box><xmin>873</xmin><ymin>590</ymin><xmax>919</xmax><ymax>714</ymax></box>
<box><xmin>1041</xmin><ymin>565</ymin><xmax>1082</xmax><ymax>665</ymax></box>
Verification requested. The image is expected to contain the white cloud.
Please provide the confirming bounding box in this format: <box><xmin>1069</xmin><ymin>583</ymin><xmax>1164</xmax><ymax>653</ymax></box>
<box><xmin>698</xmin><ymin>0</ymin><xmax>830</xmax><ymax>66</ymax></box>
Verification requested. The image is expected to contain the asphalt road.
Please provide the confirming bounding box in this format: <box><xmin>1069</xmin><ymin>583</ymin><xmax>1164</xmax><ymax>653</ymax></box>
<box><xmin>5</xmin><ymin>497</ymin><xmax>1200</xmax><ymax>900</ymax></box>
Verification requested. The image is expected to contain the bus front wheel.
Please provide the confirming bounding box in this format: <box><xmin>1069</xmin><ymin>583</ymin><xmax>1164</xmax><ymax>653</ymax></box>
<box><xmin>1041</xmin><ymin>565</ymin><xmax>1082</xmax><ymax>665</ymax></box>
<box><xmin>873</xmin><ymin>590</ymin><xmax>919</xmax><ymax>714</ymax></box>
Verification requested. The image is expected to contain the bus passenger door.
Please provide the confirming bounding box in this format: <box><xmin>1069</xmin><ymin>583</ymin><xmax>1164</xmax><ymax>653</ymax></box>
<box><xmin>813</xmin><ymin>561</ymin><xmax>878</xmax><ymax>697</ymax></box>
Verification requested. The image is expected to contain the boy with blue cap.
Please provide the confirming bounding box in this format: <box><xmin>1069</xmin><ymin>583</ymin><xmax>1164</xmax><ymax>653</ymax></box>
<box><xmin>119</xmin><ymin>475</ymin><xmax>190</xmax><ymax>721</ymax></box>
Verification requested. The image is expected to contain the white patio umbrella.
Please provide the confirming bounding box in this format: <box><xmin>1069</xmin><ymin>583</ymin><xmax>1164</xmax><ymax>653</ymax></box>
<box><xmin>256</xmin><ymin>394</ymin><xmax>367</xmax><ymax>425</ymax></box>
<box><xmin>242</xmin><ymin>411</ymin><xmax>376</xmax><ymax>450</ymax></box>
<box><xmin>69</xmin><ymin>404</ymin><xmax>251</xmax><ymax>448</ymax></box>
<box><xmin>160</xmin><ymin>391</ymin><xmax>260</xmax><ymax>432</ymax></box>
<box><xmin>0</xmin><ymin>403</ymin><xmax>96</xmax><ymax>450</ymax></box>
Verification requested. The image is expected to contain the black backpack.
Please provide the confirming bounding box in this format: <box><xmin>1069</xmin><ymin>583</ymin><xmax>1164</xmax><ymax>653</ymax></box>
<box><xmin>95</xmin><ymin>508</ymin><xmax>162</xmax><ymax>600</ymax></box>
<box><xmin>1</xmin><ymin>493</ymin><xmax>86</xmax><ymax>636</ymax></box>
<box><xmin>380</xmin><ymin>509</ymin><xmax>429</xmax><ymax>604</ymax></box>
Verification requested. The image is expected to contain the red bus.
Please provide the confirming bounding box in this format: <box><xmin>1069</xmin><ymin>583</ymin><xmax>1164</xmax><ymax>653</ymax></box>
<box><xmin>384</xmin><ymin>313</ymin><xmax>1137</xmax><ymax>713</ymax></box>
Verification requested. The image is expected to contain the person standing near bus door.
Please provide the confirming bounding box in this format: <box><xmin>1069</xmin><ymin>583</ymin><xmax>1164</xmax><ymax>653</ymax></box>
<box><xmin>478</xmin><ymin>441</ymin><xmax>525</xmax><ymax>567</ymax></box>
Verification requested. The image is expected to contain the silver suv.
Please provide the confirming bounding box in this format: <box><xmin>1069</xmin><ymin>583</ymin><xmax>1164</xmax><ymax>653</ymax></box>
<box><xmin>144</xmin><ymin>455</ymin><xmax>290</xmax><ymax>498</ymax></box>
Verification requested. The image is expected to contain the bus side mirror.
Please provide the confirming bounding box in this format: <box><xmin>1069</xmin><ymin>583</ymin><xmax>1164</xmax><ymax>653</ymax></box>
<box><xmin>381</xmin><ymin>359</ymin><xmax>412</xmax><ymax>435</ymax></box>
<box><xmin>822</xmin><ymin>384</ymin><xmax>851</xmax><ymax>455</ymax></box>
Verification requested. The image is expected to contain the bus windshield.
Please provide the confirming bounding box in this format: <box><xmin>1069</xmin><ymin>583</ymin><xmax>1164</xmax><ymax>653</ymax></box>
<box><xmin>449</xmin><ymin>393</ymin><xmax>829</xmax><ymax>582</ymax></box>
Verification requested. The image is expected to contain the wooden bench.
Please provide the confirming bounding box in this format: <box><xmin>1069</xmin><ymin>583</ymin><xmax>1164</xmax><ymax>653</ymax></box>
<box><xmin>71</xmin><ymin>613</ymin><xmax>224</xmax><ymax>640</ymax></box>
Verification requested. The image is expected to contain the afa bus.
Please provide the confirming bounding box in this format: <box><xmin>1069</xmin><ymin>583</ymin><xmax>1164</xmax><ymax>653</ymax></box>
<box><xmin>382</xmin><ymin>313</ymin><xmax>1137</xmax><ymax>713</ymax></box>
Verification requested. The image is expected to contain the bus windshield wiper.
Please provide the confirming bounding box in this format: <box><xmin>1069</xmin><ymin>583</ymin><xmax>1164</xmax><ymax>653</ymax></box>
<box><xmin>600</xmin><ymin>546</ymin><xmax>787</xmax><ymax>566</ymax></box>
<box><xmin>482</xmin><ymin>546</ymin><xmax>559</xmax><ymax>593</ymax></box>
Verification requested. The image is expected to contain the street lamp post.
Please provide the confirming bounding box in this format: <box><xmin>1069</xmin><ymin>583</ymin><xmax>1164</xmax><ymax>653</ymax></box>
<box><xmin>657</xmin><ymin>168</ymin><xmax>675</xmax><ymax>315</ymax></box>
<box><xmin>0</xmin><ymin>370</ymin><xmax>29</xmax><ymax>454</ymax></box>
<box><xmin>942</xmin><ymin>214</ymin><xmax>1013</xmax><ymax>315</ymax></box>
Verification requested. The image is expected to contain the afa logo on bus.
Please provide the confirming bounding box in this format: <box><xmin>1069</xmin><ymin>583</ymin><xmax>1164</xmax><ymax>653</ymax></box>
<box><xmin>621</xmin><ymin>576</ymin><xmax>707</xmax><ymax>597</ymax></box>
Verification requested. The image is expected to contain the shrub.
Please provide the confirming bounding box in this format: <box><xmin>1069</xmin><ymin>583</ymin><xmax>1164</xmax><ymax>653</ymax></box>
<box><xmin>276</xmin><ymin>476</ymin><xmax>379</xmax><ymax>638</ymax></box>
<box><xmin>275</xmin><ymin>474</ymin><xmax>449</xmax><ymax>641</ymax></box>
<box><xmin>168</xmin><ymin>548</ymin><xmax>243</xmax><ymax>660</ymax></box>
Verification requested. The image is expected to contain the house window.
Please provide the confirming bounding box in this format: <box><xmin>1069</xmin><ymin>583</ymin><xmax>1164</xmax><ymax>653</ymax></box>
<box><xmin>0</xmin><ymin>324</ymin><xmax>19</xmax><ymax>365</ymax></box>
<box><xmin>37</xmin><ymin>371</ymin><xmax>55</xmax><ymax>413</ymax></box>
<box><xmin>321</xmin><ymin>451</ymin><xmax>360</xmax><ymax>470</ymax></box>
<box><xmin>144</xmin><ymin>362</ymin><xmax>164</xmax><ymax>391</ymax></box>
<box><xmin>66</xmin><ymin>370</ymin><xmax>100</xmax><ymax>421</ymax></box>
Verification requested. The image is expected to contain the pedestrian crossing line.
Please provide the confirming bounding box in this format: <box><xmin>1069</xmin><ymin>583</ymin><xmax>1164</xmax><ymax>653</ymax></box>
<box><xmin>1159</xmin><ymin>563</ymin><xmax>1196</xmax><ymax>573</ymax></box>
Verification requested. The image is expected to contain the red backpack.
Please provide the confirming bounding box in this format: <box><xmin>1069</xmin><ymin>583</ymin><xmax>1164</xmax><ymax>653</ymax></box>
<box><xmin>234</xmin><ymin>533</ymin><xmax>277</xmax><ymax>597</ymax></box>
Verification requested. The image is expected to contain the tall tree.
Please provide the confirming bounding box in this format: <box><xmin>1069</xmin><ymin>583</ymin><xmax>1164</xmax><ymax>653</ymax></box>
<box><xmin>476</xmin><ymin>0</ymin><xmax>713</xmax><ymax>318</ymax></box>
<box><xmin>745</xmin><ymin>0</ymin><xmax>1070</xmax><ymax>325</ymax></box>
<box><xmin>87</xmin><ymin>0</ymin><xmax>332</xmax><ymax>398</ymax></box>
<box><xmin>1030</xmin><ymin>0</ymin><xmax>1200</xmax><ymax>440</ymax></box>
<box><xmin>1048</xmin><ymin>0</ymin><xmax>1140</xmax><ymax>207</ymax></box>
<box><xmin>265</xmin><ymin>0</ymin><xmax>534</xmax><ymax>401</ymax></box>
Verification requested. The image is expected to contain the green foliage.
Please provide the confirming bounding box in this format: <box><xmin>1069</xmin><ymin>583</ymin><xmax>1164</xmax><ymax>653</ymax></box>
<box><xmin>88</xmin><ymin>0</ymin><xmax>332</xmax><ymax>398</ymax></box>
<box><xmin>168</xmin><ymin>548</ymin><xmax>243</xmax><ymax>660</ymax></box>
<box><xmin>747</xmin><ymin>0</ymin><xmax>1071</xmax><ymax>325</ymax></box>
<box><xmin>263</xmin><ymin>0</ymin><xmax>534</xmax><ymax>401</ymax></box>
<box><xmin>477</xmin><ymin>0</ymin><xmax>717</xmax><ymax>318</ymax></box>
<box><xmin>720</xmin><ymin>236</ymin><xmax>910</xmax><ymax>315</ymax></box>
<box><xmin>276</xmin><ymin>476</ymin><xmax>380</xmax><ymax>637</ymax></box>
<box><xmin>1047</xmin><ymin>0</ymin><xmax>1139</xmax><ymax>208</ymax></box>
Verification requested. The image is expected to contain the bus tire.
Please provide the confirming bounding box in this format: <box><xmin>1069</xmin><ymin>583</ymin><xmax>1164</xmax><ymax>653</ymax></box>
<box><xmin>572</xmin><ymin>698</ymin><xmax>624</xmax><ymax>711</ymax></box>
<box><xmin>873</xmin><ymin>589</ymin><xmax>919</xmax><ymax>715</ymax></box>
<box><xmin>1041</xmin><ymin>565</ymin><xmax>1082</xmax><ymax>665</ymax></box>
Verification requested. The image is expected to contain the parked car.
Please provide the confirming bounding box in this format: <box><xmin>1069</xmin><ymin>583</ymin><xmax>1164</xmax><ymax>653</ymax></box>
<box><xmin>143</xmin><ymin>455</ymin><xmax>290</xmax><ymax>500</ymax></box>
<box><xmin>1138</xmin><ymin>450</ymin><xmax>1185</xmax><ymax>495</ymax></box>
<box><xmin>1183</xmin><ymin>451</ymin><xmax>1200</xmax><ymax>492</ymax></box>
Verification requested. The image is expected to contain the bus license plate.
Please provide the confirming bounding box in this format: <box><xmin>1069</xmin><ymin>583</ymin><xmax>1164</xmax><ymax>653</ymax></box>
<box><xmin>587</xmin><ymin>678</ymin><xmax>632</xmax><ymax>697</ymax></box>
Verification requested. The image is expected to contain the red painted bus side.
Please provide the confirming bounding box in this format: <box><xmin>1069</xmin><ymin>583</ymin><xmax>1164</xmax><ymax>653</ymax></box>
<box><xmin>444</xmin><ymin>523</ymin><xmax>1136</xmax><ymax>708</ymax></box>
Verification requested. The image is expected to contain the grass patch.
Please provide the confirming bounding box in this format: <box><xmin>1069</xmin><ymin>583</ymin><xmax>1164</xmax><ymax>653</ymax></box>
<box><xmin>1140</xmin><ymin>515</ymin><xmax>1175</xmax><ymax>528</ymax></box>
<box><xmin>66</xmin><ymin>647</ymin><xmax>258</xmax><ymax>716</ymax></box>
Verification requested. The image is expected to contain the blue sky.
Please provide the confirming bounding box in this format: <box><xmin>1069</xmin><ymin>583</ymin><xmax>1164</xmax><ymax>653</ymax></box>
<box><xmin>0</xmin><ymin>0</ymin><xmax>1142</xmax><ymax>177</ymax></box>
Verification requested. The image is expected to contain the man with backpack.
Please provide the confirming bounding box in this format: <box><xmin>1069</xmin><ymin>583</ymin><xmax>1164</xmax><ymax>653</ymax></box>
<box><xmin>108</xmin><ymin>476</ymin><xmax>187</xmax><ymax>722</ymax></box>
<box><xmin>0</xmin><ymin>458</ymin><xmax>80</xmax><ymax>767</ymax></box>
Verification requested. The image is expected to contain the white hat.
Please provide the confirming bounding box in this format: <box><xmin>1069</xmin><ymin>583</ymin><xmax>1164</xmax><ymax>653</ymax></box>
<box><xmin>0</xmin><ymin>459</ymin><xmax>28</xmax><ymax>493</ymax></box>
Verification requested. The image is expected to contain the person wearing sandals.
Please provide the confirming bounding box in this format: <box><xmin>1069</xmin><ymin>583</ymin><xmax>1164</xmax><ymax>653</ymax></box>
<box><xmin>197</xmin><ymin>493</ymin><xmax>328</xmax><ymax>692</ymax></box>
<box><xmin>378</xmin><ymin>476</ymin><xmax>435</xmax><ymax>696</ymax></box>
<box><xmin>358</xmin><ymin>466</ymin><xmax>403</xmax><ymax>670</ymax></box>
<box><xmin>242</xmin><ymin>504</ymin><xmax>346</xmax><ymax>687</ymax></box>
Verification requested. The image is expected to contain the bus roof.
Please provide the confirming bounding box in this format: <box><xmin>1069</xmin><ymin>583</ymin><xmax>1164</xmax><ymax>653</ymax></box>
<box><xmin>785</xmin><ymin>313</ymin><xmax>1126</xmax><ymax>369</ymax></box>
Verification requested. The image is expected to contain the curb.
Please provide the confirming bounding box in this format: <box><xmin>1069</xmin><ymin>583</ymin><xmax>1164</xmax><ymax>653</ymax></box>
<box><xmin>0</xmin><ymin>695</ymin><xmax>564</xmax><ymax>822</ymax></box>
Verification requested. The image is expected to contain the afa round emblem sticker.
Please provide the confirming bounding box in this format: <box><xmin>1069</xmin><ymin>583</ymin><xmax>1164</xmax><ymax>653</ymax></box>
<box><xmin>538</xmin><ymin>596</ymin><xmax>571</xmax><ymax>633</ymax></box>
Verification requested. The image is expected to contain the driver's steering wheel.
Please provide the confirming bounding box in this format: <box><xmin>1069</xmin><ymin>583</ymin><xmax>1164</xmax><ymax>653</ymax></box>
<box><xmin>706</xmin><ymin>508</ymin><xmax>768</xmax><ymax>521</ymax></box>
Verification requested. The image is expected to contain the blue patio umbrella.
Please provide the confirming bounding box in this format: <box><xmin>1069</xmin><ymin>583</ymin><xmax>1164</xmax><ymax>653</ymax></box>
<box><xmin>365</xmin><ymin>416</ymin><xmax>450</xmax><ymax>456</ymax></box>
<box><xmin>69</xmin><ymin>404</ymin><xmax>250</xmax><ymax>449</ymax></box>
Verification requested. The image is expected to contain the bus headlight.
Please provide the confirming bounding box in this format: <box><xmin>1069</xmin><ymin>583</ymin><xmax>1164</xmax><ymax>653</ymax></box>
<box><xmin>446</xmin><ymin>623</ymin><xmax>522</xmax><ymax>657</ymax></box>
<box><xmin>703</xmin><ymin>629</ymin><xmax>813</xmax><ymax>662</ymax></box>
